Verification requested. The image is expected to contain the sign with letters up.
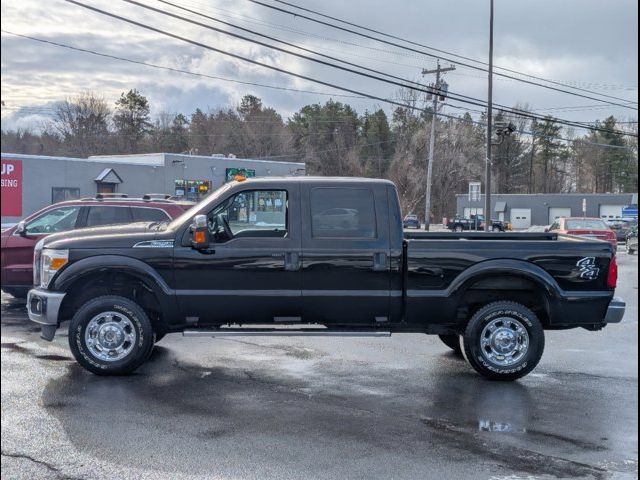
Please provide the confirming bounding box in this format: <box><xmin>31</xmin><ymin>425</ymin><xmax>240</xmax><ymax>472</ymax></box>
<box><xmin>1</xmin><ymin>158</ymin><xmax>22</xmax><ymax>216</ymax></box>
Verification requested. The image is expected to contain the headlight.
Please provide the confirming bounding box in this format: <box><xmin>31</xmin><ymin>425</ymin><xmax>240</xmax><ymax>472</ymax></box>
<box><xmin>40</xmin><ymin>249</ymin><xmax>69</xmax><ymax>289</ymax></box>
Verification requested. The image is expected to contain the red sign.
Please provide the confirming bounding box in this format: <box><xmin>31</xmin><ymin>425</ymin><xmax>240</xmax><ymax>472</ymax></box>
<box><xmin>1</xmin><ymin>159</ymin><xmax>23</xmax><ymax>217</ymax></box>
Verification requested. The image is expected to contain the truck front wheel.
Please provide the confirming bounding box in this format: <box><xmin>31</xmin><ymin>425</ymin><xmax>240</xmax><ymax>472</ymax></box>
<box><xmin>69</xmin><ymin>295</ymin><xmax>155</xmax><ymax>375</ymax></box>
<box><xmin>461</xmin><ymin>301</ymin><xmax>544</xmax><ymax>381</ymax></box>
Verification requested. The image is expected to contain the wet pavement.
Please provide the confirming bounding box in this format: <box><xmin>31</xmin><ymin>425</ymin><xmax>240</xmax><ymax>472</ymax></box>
<box><xmin>1</xmin><ymin>251</ymin><xmax>637</xmax><ymax>480</ymax></box>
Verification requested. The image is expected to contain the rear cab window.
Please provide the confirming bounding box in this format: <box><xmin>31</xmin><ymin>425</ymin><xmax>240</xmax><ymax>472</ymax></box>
<box><xmin>310</xmin><ymin>187</ymin><xmax>377</xmax><ymax>238</ymax></box>
<box><xmin>566</xmin><ymin>219</ymin><xmax>608</xmax><ymax>230</ymax></box>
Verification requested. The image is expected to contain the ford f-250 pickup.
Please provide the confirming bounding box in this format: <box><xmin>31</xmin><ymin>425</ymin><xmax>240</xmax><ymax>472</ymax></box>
<box><xmin>27</xmin><ymin>177</ymin><xmax>625</xmax><ymax>380</ymax></box>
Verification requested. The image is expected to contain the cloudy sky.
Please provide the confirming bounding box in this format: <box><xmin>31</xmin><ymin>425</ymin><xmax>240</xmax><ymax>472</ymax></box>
<box><xmin>1</xmin><ymin>0</ymin><xmax>637</xmax><ymax>131</ymax></box>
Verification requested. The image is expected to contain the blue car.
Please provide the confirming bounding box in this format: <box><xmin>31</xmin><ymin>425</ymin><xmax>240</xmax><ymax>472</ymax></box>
<box><xmin>403</xmin><ymin>214</ymin><xmax>421</xmax><ymax>229</ymax></box>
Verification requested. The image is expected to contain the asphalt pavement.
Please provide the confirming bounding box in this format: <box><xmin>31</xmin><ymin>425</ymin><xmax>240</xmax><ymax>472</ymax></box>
<box><xmin>1</xmin><ymin>250</ymin><xmax>637</xmax><ymax>480</ymax></box>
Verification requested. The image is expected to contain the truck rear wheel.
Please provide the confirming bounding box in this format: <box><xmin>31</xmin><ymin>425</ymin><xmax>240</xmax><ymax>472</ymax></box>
<box><xmin>69</xmin><ymin>295</ymin><xmax>154</xmax><ymax>375</ymax></box>
<box><xmin>438</xmin><ymin>334</ymin><xmax>462</xmax><ymax>355</ymax></box>
<box><xmin>461</xmin><ymin>301</ymin><xmax>544</xmax><ymax>381</ymax></box>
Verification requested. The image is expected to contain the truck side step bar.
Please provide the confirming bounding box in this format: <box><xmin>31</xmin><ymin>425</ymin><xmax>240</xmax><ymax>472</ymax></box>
<box><xmin>183</xmin><ymin>329</ymin><xmax>392</xmax><ymax>338</ymax></box>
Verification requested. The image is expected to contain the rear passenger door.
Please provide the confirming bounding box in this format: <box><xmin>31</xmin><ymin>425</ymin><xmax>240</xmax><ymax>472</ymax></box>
<box><xmin>300</xmin><ymin>184</ymin><xmax>391</xmax><ymax>325</ymax></box>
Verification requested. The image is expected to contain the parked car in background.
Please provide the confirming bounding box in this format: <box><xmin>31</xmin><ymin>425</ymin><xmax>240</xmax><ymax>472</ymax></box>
<box><xmin>547</xmin><ymin>217</ymin><xmax>617</xmax><ymax>248</ymax></box>
<box><xmin>403</xmin><ymin>214</ymin><xmax>421</xmax><ymax>229</ymax></box>
<box><xmin>447</xmin><ymin>215</ymin><xmax>508</xmax><ymax>232</ymax></box>
<box><xmin>1</xmin><ymin>194</ymin><xmax>193</xmax><ymax>298</ymax></box>
<box><xmin>626</xmin><ymin>226</ymin><xmax>638</xmax><ymax>255</ymax></box>
<box><xmin>606</xmin><ymin>219</ymin><xmax>635</xmax><ymax>243</ymax></box>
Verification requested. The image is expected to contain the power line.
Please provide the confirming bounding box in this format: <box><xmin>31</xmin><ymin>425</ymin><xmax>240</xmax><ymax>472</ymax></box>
<box><xmin>117</xmin><ymin>0</ymin><xmax>636</xmax><ymax>137</ymax></box>
<box><xmin>56</xmin><ymin>0</ymin><xmax>637</xmax><ymax>148</ymax></box>
<box><xmin>262</xmin><ymin>0</ymin><xmax>639</xmax><ymax>107</ymax></box>
<box><xmin>0</xmin><ymin>29</ymin><xmax>368</xmax><ymax>101</ymax></box>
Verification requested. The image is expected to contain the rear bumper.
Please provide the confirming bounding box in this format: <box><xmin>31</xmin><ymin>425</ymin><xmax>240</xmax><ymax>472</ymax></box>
<box><xmin>604</xmin><ymin>296</ymin><xmax>626</xmax><ymax>324</ymax></box>
<box><xmin>27</xmin><ymin>288</ymin><xmax>66</xmax><ymax>341</ymax></box>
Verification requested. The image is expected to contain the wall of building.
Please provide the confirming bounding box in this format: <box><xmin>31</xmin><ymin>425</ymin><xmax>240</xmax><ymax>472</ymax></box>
<box><xmin>1</xmin><ymin>153</ymin><xmax>304</xmax><ymax>224</ymax></box>
<box><xmin>456</xmin><ymin>193</ymin><xmax>637</xmax><ymax>228</ymax></box>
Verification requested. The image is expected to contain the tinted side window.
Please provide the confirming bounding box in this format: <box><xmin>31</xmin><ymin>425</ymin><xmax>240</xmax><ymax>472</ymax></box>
<box><xmin>311</xmin><ymin>187</ymin><xmax>376</xmax><ymax>238</ymax></box>
<box><xmin>85</xmin><ymin>206</ymin><xmax>132</xmax><ymax>227</ymax></box>
<box><xmin>131</xmin><ymin>207</ymin><xmax>170</xmax><ymax>222</ymax></box>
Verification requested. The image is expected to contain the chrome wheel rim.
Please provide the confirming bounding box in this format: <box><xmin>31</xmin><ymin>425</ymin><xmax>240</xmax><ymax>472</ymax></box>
<box><xmin>480</xmin><ymin>317</ymin><xmax>529</xmax><ymax>367</ymax></box>
<box><xmin>84</xmin><ymin>311</ymin><xmax>137</xmax><ymax>362</ymax></box>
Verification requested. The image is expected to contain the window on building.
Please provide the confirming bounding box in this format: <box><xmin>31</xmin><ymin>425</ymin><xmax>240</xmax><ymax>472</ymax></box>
<box><xmin>311</xmin><ymin>187</ymin><xmax>376</xmax><ymax>238</ymax></box>
<box><xmin>85</xmin><ymin>206</ymin><xmax>132</xmax><ymax>227</ymax></box>
<box><xmin>51</xmin><ymin>187</ymin><xmax>80</xmax><ymax>204</ymax></box>
<box><xmin>25</xmin><ymin>206</ymin><xmax>81</xmax><ymax>234</ymax></box>
<box><xmin>208</xmin><ymin>190</ymin><xmax>288</xmax><ymax>242</ymax></box>
<box><xmin>131</xmin><ymin>207</ymin><xmax>170</xmax><ymax>222</ymax></box>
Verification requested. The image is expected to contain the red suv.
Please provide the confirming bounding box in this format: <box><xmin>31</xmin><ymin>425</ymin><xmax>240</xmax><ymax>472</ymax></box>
<box><xmin>547</xmin><ymin>217</ymin><xmax>617</xmax><ymax>248</ymax></box>
<box><xmin>1</xmin><ymin>194</ymin><xmax>193</xmax><ymax>298</ymax></box>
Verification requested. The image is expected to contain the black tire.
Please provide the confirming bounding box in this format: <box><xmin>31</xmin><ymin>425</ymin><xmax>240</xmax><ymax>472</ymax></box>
<box><xmin>454</xmin><ymin>225</ymin><xmax>463</xmax><ymax>232</ymax></box>
<box><xmin>69</xmin><ymin>295</ymin><xmax>154</xmax><ymax>376</ymax></box>
<box><xmin>461</xmin><ymin>301</ymin><xmax>544</xmax><ymax>381</ymax></box>
<box><xmin>492</xmin><ymin>226</ymin><xmax>501</xmax><ymax>232</ymax></box>
<box><xmin>438</xmin><ymin>334</ymin><xmax>462</xmax><ymax>355</ymax></box>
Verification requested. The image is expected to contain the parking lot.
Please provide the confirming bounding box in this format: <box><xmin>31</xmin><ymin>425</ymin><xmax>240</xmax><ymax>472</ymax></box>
<box><xmin>1</xmin><ymin>250</ymin><xmax>637</xmax><ymax>480</ymax></box>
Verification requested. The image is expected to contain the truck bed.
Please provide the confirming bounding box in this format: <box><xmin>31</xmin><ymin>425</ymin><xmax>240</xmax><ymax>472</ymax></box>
<box><xmin>404</xmin><ymin>231</ymin><xmax>559</xmax><ymax>241</ymax></box>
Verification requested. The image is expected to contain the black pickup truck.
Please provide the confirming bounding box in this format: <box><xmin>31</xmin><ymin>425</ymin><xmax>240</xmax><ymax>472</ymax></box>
<box><xmin>447</xmin><ymin>215</ymin><xmax>508</xmax><ymax>232</ymax></box>
<box><xmin>27</xmin><ymin>177</ymin><xmax>625</xmax><ymax>380</ymax></box>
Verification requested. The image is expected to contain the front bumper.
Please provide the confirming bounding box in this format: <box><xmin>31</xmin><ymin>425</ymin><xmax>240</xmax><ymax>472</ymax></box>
<box><xmin>27</xmin><ymin>288</ymin><xmax>66</xmax><ymax>341</ymax></box>
<box><xmin>604</xmin><ymin>296</ymin><xmax>626</xmax><ymax>324</ymax></box>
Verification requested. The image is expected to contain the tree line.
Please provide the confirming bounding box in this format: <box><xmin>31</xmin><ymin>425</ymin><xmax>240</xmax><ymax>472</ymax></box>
<box><xmin>2</xmin><ymin>89</ymin><xmax>637</xmax><ymax>219</ymax></box>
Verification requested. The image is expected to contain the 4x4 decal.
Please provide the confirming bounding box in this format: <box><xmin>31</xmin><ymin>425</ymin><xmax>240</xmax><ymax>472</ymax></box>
<box><xmin>576</xmin><ymin>257</ymin><xmax>599</xmax><ymax>280</ymax></box>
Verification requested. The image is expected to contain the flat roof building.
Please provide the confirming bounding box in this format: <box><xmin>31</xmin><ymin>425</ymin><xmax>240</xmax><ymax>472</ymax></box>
<box><xmin>456</xmin><ymin>192</ymin><xmax>638</xmax><ymax>230</ymax></box>
<box><xmin>1</xmin><ymin>152</ymin><xmax>305</xmax><ymax>224</ymax></box>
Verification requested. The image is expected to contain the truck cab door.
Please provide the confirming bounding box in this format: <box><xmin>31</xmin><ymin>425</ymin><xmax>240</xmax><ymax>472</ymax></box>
<box><xmin>173</xmin><ymin>184</ymin><xmax>302</xmax><ymax>325</ymax></box>
<box><xmin>300</xmin><ymin>183</ymin><xmax>392</xmax><ymax>326</ymax></box>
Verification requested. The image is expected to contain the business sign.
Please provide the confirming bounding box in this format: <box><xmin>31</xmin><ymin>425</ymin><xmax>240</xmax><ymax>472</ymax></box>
<box><xmin>226</xmin><ymin>168</ymin><xmax>256</xmax><ymax>182</ymax></box>
<box><xmin>468</xmin><ymin>182</ymin><xmax>481</xmax><ymax>202</ymax></box>
<box><xmin>1</xmin><ymin>158</ymin><xmax>22</xmax><ymax>217</ymax></box>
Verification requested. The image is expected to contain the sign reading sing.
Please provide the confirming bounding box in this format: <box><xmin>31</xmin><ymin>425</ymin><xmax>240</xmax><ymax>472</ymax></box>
<box><xmin>1</xmin><ymin>159</ymin><xmax>23</xmax><ymax>216</ymax></box>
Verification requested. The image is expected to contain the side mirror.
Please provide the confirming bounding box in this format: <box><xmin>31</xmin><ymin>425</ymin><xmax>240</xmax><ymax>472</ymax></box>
<box><xmin>544</xmin><ymin>227</ymin><xmax>550</xmax><ymax>233</ymax></box>
<box><xmin>15</xmin><ymin>221</ymin><xmax>27</xmax><ymax>237</ymax></box>
<box><xmin>191</xmin><ymin>214</ymin><xmax>210</xmax><ymax>250</ymax></box>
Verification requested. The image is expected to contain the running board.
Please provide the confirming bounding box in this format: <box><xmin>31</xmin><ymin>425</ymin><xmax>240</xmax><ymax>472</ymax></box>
<box><xmin>183</xmin><ymin>329</ymin><xmax>391</xmax><ymax>338</ymax></box>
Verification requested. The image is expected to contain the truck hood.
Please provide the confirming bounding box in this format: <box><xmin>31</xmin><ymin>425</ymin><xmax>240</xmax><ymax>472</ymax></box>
<box><xmin>41</xmin><ymin>222</ymin><xmax>171</xmax><ymax>250</ymax></box>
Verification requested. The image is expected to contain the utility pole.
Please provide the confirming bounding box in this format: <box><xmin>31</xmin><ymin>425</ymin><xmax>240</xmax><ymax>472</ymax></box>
<box><xmin>484</xmin><ymin>0</ymin><xmax>495</xmax><ymax>231</ymax></box>
<box><xmin>422</xmin><ymin>60</ymin><xmax>455</xmax><ymax>230</ymax></box>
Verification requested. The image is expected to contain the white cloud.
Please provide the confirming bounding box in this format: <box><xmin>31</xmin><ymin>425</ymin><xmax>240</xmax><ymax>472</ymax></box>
<box><xmin>1</xmin><ymin>0</ymin><xmax>637</xmax><ymax>132</ymax></box>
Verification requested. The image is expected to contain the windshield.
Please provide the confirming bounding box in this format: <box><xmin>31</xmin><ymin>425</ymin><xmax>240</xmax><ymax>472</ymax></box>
<box><xmin>566</xmin><ymin>219</ymin><xmax>608</xmax><ymax>230</ymax></box>
<box><xmin>167</xmin><ymin>183</ymin><xmax>235</xmax><ymax>230</ymax></box>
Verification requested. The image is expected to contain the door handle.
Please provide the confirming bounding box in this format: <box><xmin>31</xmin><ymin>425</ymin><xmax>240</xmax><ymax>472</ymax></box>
<box><xmin>372</xmin><ymin>252</ymin><xmax>387</xmax><ymax>271</ymax></box>
<box><xmin>197</xmin><ymin>247</ymin><xmax>216</xmax><ymax>255</ymax></box>
<box><xmin>284</xmin><ymin>252</ymin><xmax>301</xmax><ymax>271</ymax></box>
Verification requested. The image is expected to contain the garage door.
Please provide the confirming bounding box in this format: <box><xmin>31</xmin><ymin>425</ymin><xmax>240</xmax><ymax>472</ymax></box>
<box><xmin>510</xmin><ymin>208</ymin><xmax>531</xmax><ymax>229</ymax></box>
<box><xmin>549</xmin><ymin>207</ymin><xmax>571</xmax><ymax>225</ymax></box>
<box><xmin>599</xmin><ymin>205</ymin><xmax>624</xmax><ymax>220</ymax></box>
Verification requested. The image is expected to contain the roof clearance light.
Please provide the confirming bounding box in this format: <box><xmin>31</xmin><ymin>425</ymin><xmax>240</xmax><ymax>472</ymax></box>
<box><xmin>235</xmin><ymin>174</ymin><xmax>247</xmax><ymax>182</ymax></box>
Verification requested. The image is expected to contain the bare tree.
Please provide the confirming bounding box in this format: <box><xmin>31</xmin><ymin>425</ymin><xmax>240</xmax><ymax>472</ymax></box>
<box><xmin>51</xmin><ymin>91</ymin><xmax>111</xmax><ymax>156</ymax></box>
